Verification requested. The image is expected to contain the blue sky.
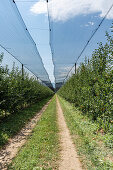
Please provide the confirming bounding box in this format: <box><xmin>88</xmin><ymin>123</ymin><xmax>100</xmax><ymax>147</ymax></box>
<box><xmin>1</xmin><ymin>0</ymin><xmax>113</xmax><ymax>84</ymax></box>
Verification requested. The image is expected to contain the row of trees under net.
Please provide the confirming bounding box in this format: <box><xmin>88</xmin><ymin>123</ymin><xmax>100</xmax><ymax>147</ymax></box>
<box><xmin>58</xmin><ymin>31</ymin><xmax>113</xmax><ymax>133</ymax></box>
<box><xmin>0</xmin><ymin>54</ymin><xmax>54</xmax><ymax>119</ymax></box>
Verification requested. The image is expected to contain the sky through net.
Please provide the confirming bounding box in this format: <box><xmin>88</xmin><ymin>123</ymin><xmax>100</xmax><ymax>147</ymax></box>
<box><xmin>0</xmin><ymin>0</ymin><xmax>53</xmax><ymax>88</ymax></box>
<box><xmin>0</xmin><ymin>0</ymin><xmax>113</xmax><ymax>90</ymax></box>
<box><xmin>47</xmin><ymin>0</ymin><xmax>113</xmax><ymax>89</ymax></box>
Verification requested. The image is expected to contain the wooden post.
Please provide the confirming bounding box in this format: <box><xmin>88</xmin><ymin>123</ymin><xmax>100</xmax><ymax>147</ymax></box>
<box><xmin>75</xmin><ymin>63</ymin><xmax>76</xmax><ymax>74</ymax></box>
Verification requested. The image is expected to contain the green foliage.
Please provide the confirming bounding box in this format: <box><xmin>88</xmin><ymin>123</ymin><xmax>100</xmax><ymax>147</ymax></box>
<box><xmin>0</xmin><ymin>54</ymin><xmax>54</xmax><ymax>118</ymax></box>
<box><xmin>58</xmin><ymin>31</ymin><xmax>113</xmax><ymax>132</ymax></box>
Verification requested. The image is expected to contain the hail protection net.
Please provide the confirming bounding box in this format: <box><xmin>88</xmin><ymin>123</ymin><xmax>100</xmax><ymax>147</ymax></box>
<box><xmin>47</xmin><ymin>0</ymin><xmax>113</xmax><ymax>89</ymax></box>
<box><xmin>0</xmin><ymin>0</ymin><xmax>53</xmax><ymax>88</ymax></box>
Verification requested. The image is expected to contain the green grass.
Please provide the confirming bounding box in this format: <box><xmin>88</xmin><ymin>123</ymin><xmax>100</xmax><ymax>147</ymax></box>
<box><xmin>0</xmin><ymin>97</ymin><xmax>51</xmax><ymax>148</ymax></box>
<box><xmin>58</xmin><ymin>96</ymin><xmax>113</xmax><ymax>170</ymax></box>
<box><xmin>8</xmin><ymin>96</ymin><xmax>59</xmax><ymax>170</ymax></box>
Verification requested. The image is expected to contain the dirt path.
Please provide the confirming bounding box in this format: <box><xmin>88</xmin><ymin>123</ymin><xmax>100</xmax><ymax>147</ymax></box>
<box><xmin>56</xmin><ymin>96</ymin><xmax>82</xmax><ymax>170</ymax></box>
<box><xmin>0</xmin><ymin>100</ymin><xmax>51</xmax><ymax>170</ymax></box>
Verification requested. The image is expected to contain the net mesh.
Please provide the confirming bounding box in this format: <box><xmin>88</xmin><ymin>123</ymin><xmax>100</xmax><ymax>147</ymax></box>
<box><xmin>0</xmin><ymin>0</ymin><xmax>53</xmax><ymax>88</ymax></box>
<box><xmin>48</xmin><ymin>0</ymin><xmax>113</xmax><ymax>89</ymax></box>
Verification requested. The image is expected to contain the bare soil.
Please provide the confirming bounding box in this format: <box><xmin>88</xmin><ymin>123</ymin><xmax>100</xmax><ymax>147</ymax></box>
<box><xmin>0</xmin><ymin>100</ymin><xmax>51</xmax><ymax>170</ymax></box>
<box><xmin>56</xmin><ymin>96</ymin><xmax>82</xmax><ymax>170</ymax></box>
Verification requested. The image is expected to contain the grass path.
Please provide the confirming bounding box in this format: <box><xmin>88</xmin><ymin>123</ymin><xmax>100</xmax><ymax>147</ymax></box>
<box><xmin>56</xmin><ymin>96</ymin><xmax>82</xmax><ymax>170</ymax></box>
<box><xmin>1</xmin><ymin>95</ymin><xmax>111</xmax><ymax>170</ymax></box>
<box><xmin>2</xmin><ymin>95</ymin><xmax>83</xmax><ymax>170</ymax></box>
<box><xmin>8</xmin><ymin>96</ymin><xmax>59</xmax><ymax>170</ymax></box>
<box><xmin>0</xmin><ymin>99</ymin><xmax>51</xmax><ymax>169</ymax></box>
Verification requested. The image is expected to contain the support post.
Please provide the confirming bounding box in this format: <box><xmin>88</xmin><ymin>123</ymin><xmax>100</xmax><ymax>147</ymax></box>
<box><xmin>75</xmin><ymin>63</ymin><xmax>77</xmax><ymax>74</ymax></box>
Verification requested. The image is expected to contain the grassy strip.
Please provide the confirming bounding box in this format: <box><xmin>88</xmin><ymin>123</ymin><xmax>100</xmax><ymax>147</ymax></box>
<box><xmin>58</xmin><ymin>96</ymin><xmax>113</xmax><ymax>170</ymax></box>
<box><xmin>8</xmin><ymin>96</ymin><xmax>59</xmax><ymax>170</ymax></box>
<box><xmin>0</xmin><ymin>97</ymin><xmax>51</xmax><ymax>148</ymax></box>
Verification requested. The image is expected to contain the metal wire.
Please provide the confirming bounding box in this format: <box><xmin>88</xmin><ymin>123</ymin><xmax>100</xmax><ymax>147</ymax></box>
<box><xmin>63</xmin><ymin>3</ymin><xmax>113</xmax><ymax>84</ymax></box>
<box><xmin>0</xmin><ymin>0</ymin><xmax>53</xmax><ymax>88</ymax></box>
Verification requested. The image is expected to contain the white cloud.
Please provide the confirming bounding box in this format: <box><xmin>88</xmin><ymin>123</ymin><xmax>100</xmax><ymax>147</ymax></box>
<box><xmin>88</xmin><ymin>22</ymin><xmax>94</xmax><ymax>26</ymax></box>
<box><xmin>30</xmin><ymin>0</ymin><xmax>47</xmax><ymax>15</ymax></box>
<box><xmin>85</xmin><ymin>21</ymin><xmax>94</xmax><ymax>27</ymax></box>
<box><xmin>30</xmin><ymin>0</ymin><xmax>113</xmax><ymax>21</ymax></box>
